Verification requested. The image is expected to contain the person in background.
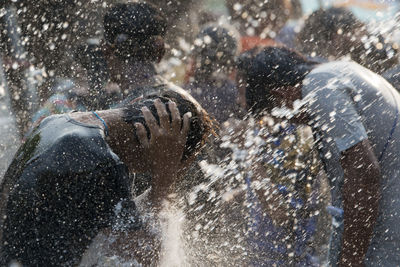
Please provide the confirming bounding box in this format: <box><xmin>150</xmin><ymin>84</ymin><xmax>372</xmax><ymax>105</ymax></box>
<box><xmin>297</xmin><ymin>7</ymin><xmax>398</xmax><ymax>73</ymax></box>
<box><xmin>102</xmin><ymin>2</ymin><xmax>169</xmax><ymax>105</ymax></box>
<box><xmin>147</xmin><ymin>0</ymin><xmax>204</xmax><ymax>47</ymax></box>
<box><xmin>276</xmin><ymin>0</ymin><xmax>304</xmax><ymax>49</ymax></box>
<box><xmin>0</xmin><ymin>87</ymin><xmax>212</xmax><ymax>266</ymax></box>
<box><xmin>185</xmin><ymin>24</ymin><xmax>240</xmax><ymax>123</ymax></box>
<box><xmin>30</xmin><ymin>59</ymin><xmax>91</xmax><ymax>124</ymax></box>
<box><xmin>216</xmin><ymin>47</ymin><xmax>329</xmax><ymax>265</ymax></box>
<box><xmin>31</xmin><ymin>2</ymin><xmax>170</xmax><ymax>125</ymax></box>
<box><xmin>0</xmin><ymin>0</ymin><xmax>124</xmax><ymax>113</ymax></box>
<box><xmin>239</xmin><ymin>46</ymin><xmax>400</xmax><ymax>266</ymax></box>
<box><xmin>225</xmin><ymin>0</ymin><xmax>291</xmax><ymax>51</ymax></box>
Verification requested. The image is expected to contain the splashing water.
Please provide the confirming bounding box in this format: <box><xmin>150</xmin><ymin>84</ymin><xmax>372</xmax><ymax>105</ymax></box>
<box><xmin>158</xmin><ymin>203</ymin><xmax>188</xmax><ymax>267</ymax></box>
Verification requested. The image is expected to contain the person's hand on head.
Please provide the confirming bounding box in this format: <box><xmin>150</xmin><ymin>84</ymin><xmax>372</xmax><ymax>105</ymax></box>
<box><xmin>134</xmin><ymin>99</ymin><xmax>192</xmax><ymax>199</ymax></box>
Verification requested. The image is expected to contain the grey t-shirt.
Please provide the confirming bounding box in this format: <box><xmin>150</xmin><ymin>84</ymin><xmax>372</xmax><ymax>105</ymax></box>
<box><xmin>302</xmin><ymin>61</ymin><xmax>400</xmax><ymax>266</ymax></box>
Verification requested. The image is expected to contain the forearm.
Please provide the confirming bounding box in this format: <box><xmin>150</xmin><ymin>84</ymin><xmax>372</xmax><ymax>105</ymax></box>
<box><xmin>148</xmin><ymin>170</ymin><xmax>179</xmax><ymax>209</ymax></box>
<box><xmin>341</xmin><ymin>175</ymin><xmax>380</xmax><ymax>266</ymax></box>
<box><xmin>340</xmin><ymin>140</ymin><xmax>381</xmax><ymax>266</ymax></box>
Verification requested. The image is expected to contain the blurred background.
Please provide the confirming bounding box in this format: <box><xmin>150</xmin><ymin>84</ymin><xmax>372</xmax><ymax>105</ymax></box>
<box><xmin>205</xmin><ymin>0</ymin><xmax>400</xmax><ymax>21</ymax></box>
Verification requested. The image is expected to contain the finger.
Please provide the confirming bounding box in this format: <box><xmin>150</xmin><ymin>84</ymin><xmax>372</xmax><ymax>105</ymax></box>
<box><xmin>142</xmin><ymin>106</ymin><xmax>159</xmax><ymax>136</ymax></box>
<box><xmin>181</xmin><ymin>112</ymin><xmax>192</xmax><ymax>137</ymax></box>
<box><xmin>135</xmin><ymin>123</ymin><xmax>149</xmax><ymax>148</ymax></box>
<box><xmin>168</xmin><ymin>101</ymin><xmax>181</xmax><ymax>133</ymax></box>
<box><xmin>154</xmin><ymin>99</ymin><xmax>170</xmax><ymax>130</ymax></box>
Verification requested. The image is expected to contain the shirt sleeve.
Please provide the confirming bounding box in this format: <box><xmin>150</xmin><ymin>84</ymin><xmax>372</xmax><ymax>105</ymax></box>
<box><xmin>303</xmin><ymin>74</ymin><xmax>368</xmax><ymax>153</ymax></box>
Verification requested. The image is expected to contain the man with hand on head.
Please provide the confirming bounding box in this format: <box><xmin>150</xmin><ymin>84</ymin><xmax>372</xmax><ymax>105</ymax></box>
<box><xmin>0</xmin><ymin>87</ymin><xmax>212</xmax><ymax>266</ymax></box>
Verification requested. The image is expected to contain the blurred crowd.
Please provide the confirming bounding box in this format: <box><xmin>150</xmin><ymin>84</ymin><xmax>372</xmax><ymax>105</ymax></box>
<box><xmin>1</xmin><ymin>0</ymin><xmax>400</xmax><ymax>266</ymax></box>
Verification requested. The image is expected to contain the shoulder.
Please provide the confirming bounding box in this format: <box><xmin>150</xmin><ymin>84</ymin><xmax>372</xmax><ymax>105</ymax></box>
<box><xmin>311</xmin><ymin>61</ymin><xmax>356</xmax><ymax>73</ymax></box>
<box><xmin>306</xmin><ymin>60</ymin><xmax>374</xmax><ymax>82</ymax></box>
<box><xmin>302</xmin><ymin>61</ymin><xmax>359</xmax><ymax>97</ymax></box>
<box><xmin>49</xmin><ymin>128</ymin><xmax>119</xmax><ymax>173</ymax></box>
<box><xmin>31</xmin><ymin>92</ymin><xmax>77</xmax><ymax>124</ymax></box>
<box><xmin>26</xmin><ymin>114</ymin><xmax>120</xmax><ymax>173</ymax></box>
<box><xmin>163</xmin><ymin>81</ymin><xmax>205</xmax><ymax>109</ymax></box>
<box><xmin>1</xmin><ymin>114</ymin><xmax>118</xmax><ymax>202</ymax></box>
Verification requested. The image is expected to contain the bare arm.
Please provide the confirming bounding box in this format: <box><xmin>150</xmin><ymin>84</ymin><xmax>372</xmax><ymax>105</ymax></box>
<box><xmin>339</xmin><ymin>139</ymin><xmax>381</xmax><ymax>266</ymax></box>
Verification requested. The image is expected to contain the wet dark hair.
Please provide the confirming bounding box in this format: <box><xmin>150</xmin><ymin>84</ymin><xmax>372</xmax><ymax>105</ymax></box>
<box><xmin>104</xmin><ymin>2</ymin><xmax>167</xmax><ymax>62</ymax></box>
<box><xmin>297</xmin><ymin>7</ymin><xmax>398</xmax><ymax>73</ymax></box>
<box><xmin>193</xmin><ymin>24</ymin><xmax>239</xmax><ymax>75</ymax></box>
<box><xmin>297</xmin><ymin>7</ymin><xmax>363</xmax><ymax>56</ymax></box>
<box><xmin>237</xmin><ymin>46</ymin><xmax>316</xmax><ymax>114</ymax></box>
<box><xmin>122</xmin><ymin>89</ymin><xmax>213</xmax><ymax>161</ymax></box>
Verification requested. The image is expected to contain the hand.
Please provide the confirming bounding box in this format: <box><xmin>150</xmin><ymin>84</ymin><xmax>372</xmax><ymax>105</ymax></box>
<box><xmin>135</xmin><ymin>99</ymin><xmax>191</xmax><ymax>199</ymax></box>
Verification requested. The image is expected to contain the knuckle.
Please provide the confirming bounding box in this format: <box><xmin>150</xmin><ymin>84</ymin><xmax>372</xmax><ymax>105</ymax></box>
<box><xmin>160</xmin><ymin>111</ymin><xmax>169</xmax><ymax>119</ymax></box>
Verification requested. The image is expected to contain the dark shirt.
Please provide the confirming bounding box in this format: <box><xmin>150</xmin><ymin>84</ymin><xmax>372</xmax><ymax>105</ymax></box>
<box><xmin>0</xmin><ymin>114</ymin><xmax>138</xmax><ymax>266</ymax></box>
